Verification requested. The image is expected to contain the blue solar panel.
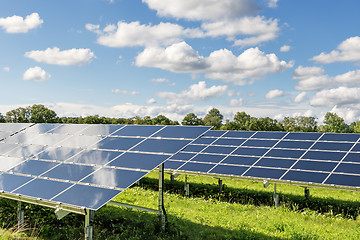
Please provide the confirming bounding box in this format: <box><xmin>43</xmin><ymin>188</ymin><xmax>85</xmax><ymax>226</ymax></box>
<box><xmin>14</xmin><ymin>178</ymin><xmax>72</xmax><ymax>201</ymax></box>
<box><xmin>24</xmin><ymin>124</ymin><xmax>58</xmax><ymax>133</ymax></box>
<box><xmin>96</xmin><ymin>137</ymin><xmax>145</xmax><ymax>151</ymax></box>
<box><xmin>342</xmin><ymin>153</ymin><xmax>360</xmax><ymax>163</ymax></box>
<box><xmin>164</xmin><ymin>160</ymin><xmax>186</xmax><ymax>170</ymax></box>
<box><xmin>265</xmin><ymin>149</ymin><xmax>305</xmax><ymax>159</ymax></box>
<box><xmin>212</xmin><ymin>138</ymin><xmax>246</xmax><ymax>146</ymax></box>
<box><xmin>244</xmin><ymin>167</ymin><xmax>286</xmax><ymax>179</ymax></box>
<box><xmin>201</xmin><ymin>146</ymin><xmax>236</xmax><ymax>154</ymax></box>
<box><xmin>233</xmin><ymin>147</ymin><xmax>269</xmax><ymax>156</ymax></box>
<box><xmin>108</xmin><ymin>152</ymin><xmax>169</xmax><ymax>170</ymax></box>
<box><xmin>6</xmin><ymin>145</ymin><xmax>47</xmax><ymax>158</ymax></box>
<box><xmin>179</xmin><ymin>162</ymin><xmax>215</xmax><ymax>172</ymax></box>
<box><xmin>243</xmin><ymin>139</ymin><xmax>278</xmax><ymax>148</ymax></box>
<box><xmin>191</xmin><ymin>154</ymin><xmax>225</xmax><ymax>163</ymax></box>
<box><xmin>284</xmin><ymin>132</ymin><xmax>321</xmax><ymax>141</ymax></box>
<box><xmin>0</xmin><ymin>173</ymin><xmax>33</xmax><ymax>192</ymax></box>
<box><xmin>112</xmin><ymin>125</ymin><xmax>162</xmax><ymax>137</ymax></box>
<box><xmin>192</xmin><ymin>137</ymin><xmax>217</xmax><ymax>145</ymax></box>
<box><xmin>52</xmin><ymin>184</ymin><xmax>122</xmax><ymax>210</ymax></box>
<box><xmin>302</xmin><ymin>151</ymin><xmax>346</xmax><ymax>161</ymax></box>
<box><xmin>79</xmin><ymin>124</ymin><xmax>124</xmax><ymax>136</ymax></box>
<box><xmin>311</xmin><ymin>142</ymin><xmax>354</xmax><ymax>151</ymax></box>
<box><xmin>66</xmin><ymin>149</ymin><xmax>123</xmax><ymax>165</ymax></box>
<box><xmin>8</xmin><ymin>160</ymin><xmax>59</xmax><ymax>176</ymax></box>
<box><xmin>255</xmin><ymin>158</ymin><xmax>295</xmax><ymax>168</ymax></box>
<box><xmin>275</xmin><ymin>140</ymin><xmax>314</xmax><ymax>150</ymax></box>
<box><xmin>223</xmin><ymin>131</ymin><xmax>255</xmax><ymax>138</ymax></box>
<box><xmin>281</xmin><ymin>170</ymin><xmax>328</xmax><ymax>184</ymax></box>
<box><xmin>209</xmin><ymin>165</ymin><xmax>248</xmax><ymax>176</ymax></box>
<box><xmin>203</xmin><ymin>130</ymin><xmax>226</xmax><ymax>137</ymax></box>
<box><xmin>170</xmin><ymin>152</ymin><xmax>196</xmax><ymax>160</ymax></box>
<box><xmin>325</xmin><ymin>174</ymin><xmax>360</xmax><ymax>188</ymax></box>
<box><xmin>319</xmin><ymin>133</ymin><xmax>360</xmax><ymax>142</ymax></box>
<box><xmin>0</xmin><ymin>156</ymin><xmax>26</xmax><ymax>171</ymax></box>
<box><xmin>350</xmin><ymin>143</ymin><xmax>360</xmax><ymax>152</ymax></box>
<box><xmin>252</xmin><ymin>132</ymin><xmax>286</xmax><ymax>139</ymax></box>
<box><xmin>131</xmin><ymin>138</ymin><xmax>191</xmax><ymax>154</ymax></box>
<box><xmin>42</xmin><ymin>164</ymin><xmax>99</xmax><ymax>182</ymax></box>
<box><xmin>47</xmin><ymin>124</ymin><xmax>89</xmax><ymax>134</ymax></box>
<box><xmin>36</xmin><ymin>147</ymin><xmax>83</xmax><ymax>161</ymax></box>
<box><xmin>152</xmin><ymin>125</ymin><xmax>210</xmax><ymax>139</ymax></box>
<box><xmin>292</xmin><ymin>160</ymin><xmax>337</xmax><ymax>172</ymax></box>
<box><xmin>334</xmin><ymin>163</ymin><xmax>360</xmax><ymax>175</ymax></box>
<box><xmin>183</xmin><ymin>144</ymin><xmax>207</xmax><ymax>152</ymax></box>
<box><xmin>221</xmin><ymin>156</ymin><xmax>258</xmax><ymax>166</ymax></box>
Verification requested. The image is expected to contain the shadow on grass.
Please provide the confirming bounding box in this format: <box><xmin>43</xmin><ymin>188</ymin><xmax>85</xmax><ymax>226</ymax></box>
<box><xmin>0</xmin><ymin>198</ymin><xmax>282</xmax><ymax>240</ymax></box>
<box><xmin>139</xmin><ymin>176</ymin><xmax>360</xmax><ymax>219</ymax></box>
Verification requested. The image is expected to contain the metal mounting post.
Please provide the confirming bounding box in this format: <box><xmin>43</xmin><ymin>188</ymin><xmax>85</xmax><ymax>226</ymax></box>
<box><xmin>304</xmin><ymin>187</ymin><xmax>310</xmax><ymax>199</ymax></box>
<box><xmin>184</xmin><ymin>175</ymin><xmax>190</xmax><ymax>197</ymax></box>
<box><xmin>17</xmin><ymin>201</ymin><xmax>24</xmax><ymax>230</ymax></box>
<box><xmin>158</xmin><ymin>163</ymin><xmax>167</xmax><ymax>231</ymax></box>
<box><xmin>84</xmin><ymin>209</ymin><xmax>94</xmax><ymax>240</ymax></box>
<box><xmin>218</xmin><ymin>179</ymin><xmax>223</xmax><ymax>192</ymax></box>
<box><xmin>273</xmin><ymin>184</ymin><xmax>279</xmax><ymax>208</ymax></box>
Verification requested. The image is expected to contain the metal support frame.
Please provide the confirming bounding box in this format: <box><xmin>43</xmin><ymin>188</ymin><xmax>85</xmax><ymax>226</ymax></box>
<box><xmin>84</xmin><ymin>209</ymin><xmax>94</xmax><ymax>240</ymax></box>
<box><xmin>185</xmin><ymin>175</ymin><xmax>190</xmax><ymax>197</ymax></box>
<box><xmin>218</xmin><ymin>179</ymin><xmax>223</xmax><ymax>192</ymax></box>
<box><xmin>17</xmin><ymin>201</ymin><xmax>24</xmax><ymax>230</ymax></box>
<box><xmin>304</xmin><ymin>187</ymin><xmax>310</xmax><ymax>199</ymax></box>
<box><xmin>273</xmin><ymin>184</ymin><xmax>279</xmax><ymax>208</ymax></box>
<box><xmin>158</xmin><ymin>163</ymin><xmax>167</xmax><ymax>231</ymax></box>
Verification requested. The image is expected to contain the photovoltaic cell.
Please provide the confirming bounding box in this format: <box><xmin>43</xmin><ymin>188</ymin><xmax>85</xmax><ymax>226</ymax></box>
<box><xmin>334</xmin><ymin>163</ymin><xmax>360</xmax><ymax>175</ymax></box>
<box><xmin>265</xmin><ymin>149</ymin><xmax>305</xmax><ymax>159</ymax></box>
<box><xmin>52</xmin><ymin>184</ymin><xmax>122</xmax><ymax>210</ymax></box>
<box><xmin>96</xmin><ymin>137</ymin><xmax>145</xmax><ymax>151</ymax></box>
<box><xmin>302</xmin><ymin>151</ymin><xmax>346</xmax><ymax>161</ymax></box>
<box><xmin>190</xmin><ymin>154</ymin><xmax>225</xmax><ymax>163</ymax></box>
<box><xmin>183</xmin><ymin>144</ymin><xmax>207</xmax><ymax>152</ymax></box>
<box><xmin>36</xmin><ymin>147</ymin><xmax>83</xmax><ymax>162</ymax></box>
<box><xmin>212</xmin><ymin>138</ymin><xmax>245</xmax><ymax>146</ymax></box>
<box><xmin>255</xmin><ymin>158</ymin><xmax>295</xmax><ymax>168</ymax></box>
<box><xmin>108</xmin><ymin>152</ymin><xmax>170</xmax><ymax>170</ymax></box>
<box><xmin>47</xmin><ymin>124</ymin><xmax>89</xmax><ymax>135</ymax></box>
<box><xmin>112</xmin><ymin>125</ymin><xmax>162</xmax><ymax>137</ymax></box>
<box><xmin>209</xmin><ymin>165</ymin><xmax>248</xmax><ymax>176</ymax></box>
<box><xmin>131</xmin><ymin>138</ymin><xmax>191</xmax><ymax>154</ymax></box>
<box><xmin>292</xmin><ymin>160</ymin><xmax>337</xmax><ymax>172</ymax></box>
<box><xmin>203</xmin><ymin>130</ymin><xmax>226</xmax><ymax>137</ymax></box>
<box><xmin>79</xmin><ymin>124</ymin><xmax>124</xmax><ymax>136</ymax></box>
<box><xmin>223</xmin><ymin>131</ymin><xmax>254</xmax><ymax>138</ymax></box>
<box><xmin>42</xmin><ymin>164</ymin><xmax>99</xmax><ymax>182</ymax></box>
<box><xmin>284</xmin><ymin>132</ymin><xmax>321</xmax><ymax>141</ymax></box>
<box><xmin>243</xmin><ymin>139</ymin><xmax>278</xmax><ymax>148</ymax></box>
<box><xmin>0</xmin><ymin>156</ymin><xmax>26</xmax><ymax>171</ymax></box>
<box><xmin>325</xmin><ymin>174</ymin><xmax>360</xmax><ymax>188</ymax></box>
<box><xmin>201</xmin><ymin>146</ymin><xmax>236</xmax><ymax>154</ymax></box>
<box><xmin>342</xmin><ymin>153</ymin><xmax>360</xmax><ymax>163</ymax></box>
<box><xmin>179</xmin><ymin>162</ymin><xmax>215</xmax><ymax>172</ymax></box>
<box><xmin>192</xmin><ymin>137</ymin><xmax>217</xmax><ymax>145</ymax></box>
<box><xmin>244</xmin><ymin>167</ymin><xmax>286</xmax><ymax>179</ymax></box>
<box><xmin>0</xmin><ymin>173</ymin><xmax>33</xmax><ymax>192</ymax></box>
<box><xmin>311</xmin><ymin>142</ymin><xmax>354</xmax><ymax>151</ymax></box>
<box><xmin>233</xmin><ymin>147</ymin><xmax>269</xmax><ymax>156</ymax></box>
<box><xmin>252</xmin><ymin>132</ymin><xmax>286</xmax><ymax>139</ymax></box>
<box><xmin>282</xmin><ymin>170</ymin><xmax>328</xmax><ymax>184</ymax></box>
<box><xmin>66</xmin><ymin>149</ymin><xmax>123</xmax><ymax>165</ymax></box>
<box><xmin>319</xmin><ymin>133</ymin><xmax>360</xmax><ymax>142</ymax></box>
<box><xmin>24</xmin><ymin>124</ymin><xmax>58</xmax><ymax>134</ymax></box>
<box><xmin>8</xmin><ymin>160</ymin><xmax>59</xmax><ymax>176</ymax></box>
<box><xmin>275</xmin><ymin>140</ymin><xmax>314</xmax><ymax>150</ymax></box>
<box><xmin>170</xmin><ymin>152</ymin><xmax>196</xmax><ymax>161</ymax></box>
<box><xmin>221</xmin><ymin>156</ymin><xmax>258</xmax><ymax>166</ymax></box>
<box><xmin>152</xmin><ymin>125</ymin><xmax>210</xmax><ymax>139</ymax></box>
<box><xmin>164</xmin><ymin>160</ymin><xmax>186</xmax><ymax>170</ymax></box>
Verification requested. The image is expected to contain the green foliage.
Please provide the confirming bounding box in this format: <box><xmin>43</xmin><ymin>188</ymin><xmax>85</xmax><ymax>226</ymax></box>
<box><xmin>0</xmin><ymin>113</ymin><xmax>5</xmax><ymax>123</ymax></box>
<box><xmin>282</xmin><ymin>116</ymin><xmax>317</xmax><ymax>132</ymax></box>
<box><xmin>322</xmin><ymin>112</ymin><xmax>349</xmax><ymax>133</ymax></box>
<box><xmin>152</xmin><ymin>115</ymin><xmax>179</xmax><ymax>125</ymax></box>
<box><xmin>5</xmin><ymin>104</ymin><xmax>57</xmax><ymax>123</ymax></box>
<box><xmin>203</xmin><ymin>108</ymin><xmax>223</xmax><ymax>129</ymax></box>
<box><xmin>182</xmin><ymin>113</ymin><xmax>204</xmax><ymax>125</ymax></box>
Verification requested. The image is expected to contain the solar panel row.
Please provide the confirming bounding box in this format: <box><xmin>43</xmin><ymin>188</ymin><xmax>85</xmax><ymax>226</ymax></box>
<box><xmin>0</xmin><ymin>123</ymin><xmax>211</xmax><ymax>210</ymax></box>
<box><xmin>166</xmin><ymin>130</ymin><xmax>360</xmax><ymax>189</ymax></box>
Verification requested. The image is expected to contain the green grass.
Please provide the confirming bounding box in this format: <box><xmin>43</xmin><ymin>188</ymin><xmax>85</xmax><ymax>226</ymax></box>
<box><xmin>1</xmin><ymin>171</ymin><xmax>360</xmax><ymax>239</ymax></box>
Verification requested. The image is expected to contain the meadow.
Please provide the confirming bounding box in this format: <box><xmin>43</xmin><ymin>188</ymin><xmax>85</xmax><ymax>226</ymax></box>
<box><xmin>1</xmin><ymin>171</ymin><xmax>360</xmax><ymax>239</ymax></box>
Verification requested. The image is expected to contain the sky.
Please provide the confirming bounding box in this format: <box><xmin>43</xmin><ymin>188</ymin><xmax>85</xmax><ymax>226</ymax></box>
<box><xmin>1</xmin><ymin>0</ymin><xmax>360</xmax><ymax>123</ymax></box>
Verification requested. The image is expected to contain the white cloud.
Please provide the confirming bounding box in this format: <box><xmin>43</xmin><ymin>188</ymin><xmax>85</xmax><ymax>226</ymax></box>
<box><xmin>311</xmin><ymin>36</ymin><xmax>360</xmax><ymax>64</ymax></box>
<box><xmin>89</xmin><ymin>21</ymin><xmax>203</xmax><ymax>48</ymax></box>
<box><xmin>229</xmin><ymin>98</ymin><xmax>244</xmax><ymax>107</ymax></box>
<box><xmin>136</xmin><ymin>42</ymin><xmax>293</xmax><ymax>85</ymax></box>
<box><xmin>143</xmin><ymin>0</ymin><xmax>260</xmax><ymax>21</ymax></box>
<box><xmin>0</xmin><ymin>13</ymin><xmax>43</xmax><ymax>33</ymax></box>
<box><xmin>267</xmin><ymin>0</ymin><xmax>279</xmax><ymax>8</ymax></box>
<box><xmin>334</xmin><ymin>69</ymin><xmax>360</xmax><ymax>84</ymax></box>
<box><xmin>146</xmin><ymin>98</ymin><xmax>157</xmax><ymax>104</ymax></box>
<box><xmin>111</xmin><ymin>89</ymin><xmax>139</xmax><ymax>95</ymax></box>
<box><xmin>310</xmin><ymin>87</ymin><xmax>360</xmax><ymax>107</ymax></box>
<box><xmin>265</xmin><ymin>89</ymin><xmax>286</xmax><ymax>99</ymax></box>
<box><xmin>294</xmin><ymin>92</ymin><xmax>307</xmax><ymax>103</ymax></box>
<box><xmin>25</xmin><ymin>47</ymin><xmax>95</xmax><ymax>66</ymax></box>
<box><xmin>328</xmin><ymin>106</ymin><xmax>360</xmax><ymax>123</ymax></box>
<box><xmin>2</xmin><ymin>67</ymin><xmax>10</xmax><ymax>72</ymax></box>
<box><xmin>23</xmin><ymin>66</ymin><xmax>51</xmax><ymax>82</ymax></box>
<box><xmin>152</xmin><ymin>78</ymin><xmax>169</xmax><ymax>83</ymax></box>
<box><xmin>157</xmin><ymin>81</ymin><xmax>227</xmax><ymax>104</ymax></box>
<box><xmin>202</xmin><ymin>16</ymin><xmax>279</xmax><ymax>47</ymax></box>
<box><xmin>280</xmin><ymin>45</ymin><xmax>291</xmax><ymax>52</ymax></box>
<box><xmin>292</xmin><ymin>66</ymin><xmax>334</xmax><ymax>91</ymax></box>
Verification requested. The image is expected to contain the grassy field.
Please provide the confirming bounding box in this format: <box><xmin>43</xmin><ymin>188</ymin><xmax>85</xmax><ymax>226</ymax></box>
<box><xmin>1</xmin><ymin>171</ymin><xmax>360</xmax><ymax>239</ymax></box>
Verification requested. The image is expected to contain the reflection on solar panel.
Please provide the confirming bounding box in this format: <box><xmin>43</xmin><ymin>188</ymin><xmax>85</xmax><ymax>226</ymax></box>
<box><xmin>166</xmin><ymin>130</ymin><xmax>360</xmax><ymax>190</ymax></box>
<box><xmin>0</xmin><ymin>123</ymin><xmax>211</xmax><ymax>210</ymax></box>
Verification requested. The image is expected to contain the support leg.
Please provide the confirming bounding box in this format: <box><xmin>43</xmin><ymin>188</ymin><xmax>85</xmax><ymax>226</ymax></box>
<box><xmin>17</xmin><ymin>201</ymin><xmax>24</xmax><ymax>231</ymax></box>
<box><xmin>184</xmin><ymin>175</ymin><xmax>189</xmax><ymax>197</ymax></box>
<box><xmin>304</xmin><ymin>187</ymin><xmax>310</xmax><ymax>199</ymax></box>
<box><xmin>84</xmin><ymin>209</ymin><xmax>93</xmax><ymax>240</ymax></box>
<box><xmin>273</xmin><ymin>184</ymin><xmax>279</xmax><ymax>208</ymax></box>
<box><xmin>218</xmin><ymin>179</ymin><xmax>223</xmax><ymax>192</ymax></box>
<box><xmin>158</xmin><ymin>163</ymin><xmax>167</xmax><ymax>231</ymax></box>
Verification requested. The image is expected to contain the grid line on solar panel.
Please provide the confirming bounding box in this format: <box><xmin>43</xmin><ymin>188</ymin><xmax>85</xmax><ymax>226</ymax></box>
<box><xmin>320</xmin><ymin>136</ymin><xmax>360</xmax><ymax>185</ymax></box>
<box><xmin>278</xmin><ymin>132</ymin><xmax>327</xmax><ymax>181</ymax></box>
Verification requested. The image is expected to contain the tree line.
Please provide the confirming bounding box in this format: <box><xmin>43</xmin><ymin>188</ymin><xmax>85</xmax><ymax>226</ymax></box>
<box><xmin>1</xmin><ymin>104</ymin><xmax>359</xmax><ymax>133</ymax></box>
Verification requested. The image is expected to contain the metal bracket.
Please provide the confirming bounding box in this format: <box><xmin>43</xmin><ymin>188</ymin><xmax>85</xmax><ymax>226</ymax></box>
<box><xmin>158</xmin><ymin>163</ymin><xmax>167</xmax><ymax>231</ymax></box>
<box><xmin>84</xmin><ymin>209</ymin><xmax>94</xmax><ymax>240</ymax></box>
<box><xmin>218</xmin><ymin>179</ymin><xmax>223</xmax><ymax>192</ymax></box>
<box><xmin>55</xmin><ymin>208</ymin><xmax>71</xmax><ymax>220</ymax></box>
<box><xmin>273</xmin><ymin>184</ymin><xmax>279</xmax><ymax>208</ymax></box>
<box><xmin>17</xmin><ymin>201</ymin><xmax>24</xmax><ymax>230</ymax></box>
<box><xmin>184</xmin><ymin>175</ymin><xmax>190</xmax><ymax>196</ymax></box>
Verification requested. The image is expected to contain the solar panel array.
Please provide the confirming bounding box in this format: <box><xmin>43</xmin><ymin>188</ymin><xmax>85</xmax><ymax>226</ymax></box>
<box><xmin>0</xmin><ymin>123</ymin><xmax>211</xmax><ymax>210</ymax></box>
<box><xmin>165</xmin><ymin>130</ymin><xmax>360</xmax><ymax>189</ymax></box>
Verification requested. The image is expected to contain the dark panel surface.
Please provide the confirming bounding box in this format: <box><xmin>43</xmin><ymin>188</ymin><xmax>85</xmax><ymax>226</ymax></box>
<box><xmin>265</xmin><ymin>149</ymin><xmax>305</xmax><ymax>159</ymax></box>
<box><xmin>243</xmin><ymin>167</ymin><xmax>286</xmax><ymax>179</ymax></box>
<box><xmin>179</xmin><ymin>162</ymin><xmax>215</xmax><ymax>172</ymax></box>
<box><xmin>190</xmin><ymin>154</ymin><xmax>225</xmax><ymax>163</ymax></box>
<box><xmin>255</xmin><ymin>158</ymin><xmax>296</xmax><ymax>168</ymax></box>
<box><xmin>282</xmin><ymin>170</ymin><xmax>328</xmax><ymax>183</ymax></box>
<box><xmin>42</xmin><ymin>164</ymin><xmax>98</xmax><ymax>182</ymax></box>
<box><xmin>66</xmin><ymin>149</ymin><xmax>123</xmax><ymax>165</ymax></box>
<box><xmin>284</xmin><ymin>132</ymin><xmax>322</xmax><ymax>141</ymax></box>
<box><xmin>36</xmin><ymin>147</ymin><xmax>83</xmax><ymax>161</ymax></box>
<box><xmin>221</xmin><ymin>156</ymin><xmax>259</xmax><ymax>166</ymax></box>
<box><xmin>152</xmin><ymin>126</ymin><xmax>211</xmax><ymax>139</ymax></box>
<box><xmin>202</xmin><ymin>146</ymin><xmax>236</xmax><ymax>154</ymax></box>
<box><xmin>0</xmin><ymin>173</ymin><xmax>33</xmax><ymax>192</ymax></box>
<box><xmin>319</xmin><ymin>133</ymin><xmax>360</xmax><ymax>142</ymax></box>
<box><xmin>233</xmin><ymin>147</ymin><xmax>269</xmax><ymax>156</ymax></box>
<box><xmin>8</xmin><ymin>160</ymin><xmax>58</xmax><ymax>176</ymax></box>
<box><xmin>112</xmin><ymin>125</ymin><xmax>162</xmax><ymax>137</ymax></box>
<box><xmin>325</xmin><ymin>174</ymin><xmax>360</xmax><ymax>188</ymax></box>
<box><xmin>209</xmin><ymin>165</ymin><xmax>248</xmax><ymax>176</ymax></box>
<box><xmin>108</xmin><ymin>152</ymin><xmax>169</xmax><ymax>170</ymax></box>
<box><xmin>302</xmin><ymin>151</ymin><xmax>346</xmax><ymax>161</ymax></box>
<box><xmin>131</xmin><ymin>138</ymin><xmax>191</xmax><ymax>154</ymax></box>
<box><xmin>96</xmin><ymin>137</ymin><xmax>144</xmax><ymax>151</ymax></box>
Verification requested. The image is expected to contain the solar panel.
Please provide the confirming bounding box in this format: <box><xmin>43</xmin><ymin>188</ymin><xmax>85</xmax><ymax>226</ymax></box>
<box><xmin>168</xmin><ymin>130</ymin><xmax>360</xmax><ymax>190</ymax></box>
<box><xmin>0</xmin><ymin>123</ymin><xmax>211</xmax><ymax>210</ymax></box>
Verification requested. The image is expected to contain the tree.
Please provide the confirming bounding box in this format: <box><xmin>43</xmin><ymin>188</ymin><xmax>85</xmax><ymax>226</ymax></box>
<box><xmin>282</xmin><ymin>116</ymin><xmax>317</xmax><ymax>132</ymax></box>
<box><xmin>152</xmin><ymin>115</ymin><xmax>172</xmax><ymax>125</ymax></box>
<box><xmin>203</xmin><ymin>108</ymin><xmax>223</xmax><ymax>129</ymax></box>
<box><xmin>6</xmin><ymin>104</ymin><xmax>57</xmax><ymax>123</ymax></box>
<box><xmin>0</xmin><ymin>113</ymin><xmax>5</xmax><ymax>123</ymax></box>
<box><xmin>182</xmin><ymin>113</ymin><xmax>204</xmax><ymax>125</ymax></box>
<box><xmin>256</xmin><ymin>117</ymin><xmax>284</xmax><ymax>131</ymax></box>
<box><xmin>322</xmin><ymin>112</ymin><xmax>348</xmax><ymax>133</ymax></box>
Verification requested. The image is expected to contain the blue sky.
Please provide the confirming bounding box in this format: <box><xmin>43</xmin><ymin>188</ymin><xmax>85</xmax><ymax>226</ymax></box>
<box><xmin>1</xmin><ymin>0</ymin><xmax>360</xmax><ymax>123</ymax></box>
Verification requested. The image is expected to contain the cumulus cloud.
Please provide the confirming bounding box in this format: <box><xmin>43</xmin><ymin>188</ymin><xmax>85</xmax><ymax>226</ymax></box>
<box><xmin>267</xmin><ymin>0</ymin><xmax>279</xmax><ymax>8</ymax></box>
<box><xmin>265</xmin><ymin>89</ymin><xmax>286</xmax><ymax>99</ymax></box>
<box><xmin>111</xmin><ymin>89</ymin><xmax>139</xmax><ymax>95</ymax></box>
<box><xmin>2</xmin><ymin>67</ymin><xmax>10</xmax><ymax>72</ymax></box>
<box><xmin>294</xmin><ymin>92</ymin><xmax>307</xmax><ymax>103</ymax></box>
<box><xmin>146</xmin><ymin>98</ymin><xmax>157</xmax><ymax>104</ymax></box>
<box><xmin>334</xmin><ymin>69</ymin><xmax>360</xmax><ymax>84</ymax></box>
<box><xmin>136</xmin><ymin>42</ymin><xmax>293</xmax><ymax>85</ymax></box>
<box><xmin>143</xmin><ymin>0</ymin><xmax>260</xmax><ymax>21</ymax></box>
<box><xmin>311</xmin><ymin>36</ymin><xmax>360</xmax><ymax>64</ymax></box>
<box><xmin>310</xmin><ymin>87</ymin><xmax>360</xmax><ymax>107</ymax></box>
<box><xmin>23</xmin><ymin>66</ymin><xmax>51</xmax><ymax>82</ymax></box>
<box><xmin>292</xmin><ymin>66</ymin><xmax>334</xmax><ymax>91</ymax></box>
<box><xmin>25</xmin><ymin>47</ymin><xmax>95</xmax><ymax>66</ymax></box>
<box><xmin>157</xmin><ymin>81</ymin><xmax>227</xmax><ymax>104</ymax></box>
<box><xmin>0</xmin><ymin>13</ymin><xmax>43</xmax><ymax>33</ymax></box>
<box><xmin>280</xmin><ymin>45</ymin><xmax>291</xmax><ymax>52</ymax></box>
<box><xmin>229</xmin><ymin>98</ymin><xmax>244</xmax><ymax>107</ymax></box>
<box><xmin>88</xmin><ymin>21</ymin><xmax>203</xmax><ymax>48</ymax></box>
<box><xmin>202</xmin><ymin>16</ymin><xmax>279</xmax><ymax>47</ymax></box>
